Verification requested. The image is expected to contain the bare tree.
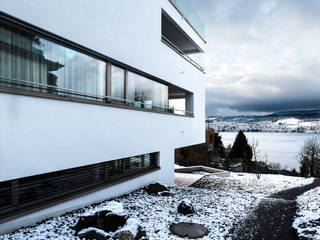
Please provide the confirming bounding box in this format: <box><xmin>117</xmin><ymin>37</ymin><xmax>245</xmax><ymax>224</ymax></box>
<box><xmin>251</xmin><ymin>138</ymin><xmax>263</xmax><ymax>179</ymax></box>
<box><xmin>299</xmin><ymin>137</ymin><xmax>320</xmax><ymax>177</ymax></box>
<box><xmin>251</xmin><ymin>138</ymin><xmax>260</xmax><ymax>162</ymax></box>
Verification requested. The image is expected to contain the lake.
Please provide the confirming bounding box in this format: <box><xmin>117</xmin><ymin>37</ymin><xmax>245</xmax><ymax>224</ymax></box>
<box><xmin>219</xmin><ymin>132</ymin><xmax>320</xmax><ymax>170</ymax></box>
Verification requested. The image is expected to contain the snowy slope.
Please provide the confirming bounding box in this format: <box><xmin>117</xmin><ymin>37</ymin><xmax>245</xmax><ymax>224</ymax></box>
<box><xmin>293</xmin><ymin>186</ymin><xmax>320</xmax><ymax>240</ymax></box>
<box><xmin>193</xmin><ymin>173</ymin><xmax>314</xmax><ymax>196</ymax></box>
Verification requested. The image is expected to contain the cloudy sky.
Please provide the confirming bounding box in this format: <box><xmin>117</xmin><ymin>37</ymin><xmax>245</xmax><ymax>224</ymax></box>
<box><xmin>191</xmin><ymin>0</ymin><xmax>320</xmax><ymax>116</ymax></box>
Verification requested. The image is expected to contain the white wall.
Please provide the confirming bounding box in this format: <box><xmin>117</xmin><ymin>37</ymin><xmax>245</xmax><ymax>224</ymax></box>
<box><xmin>0</xmin><ymin>0</ymin><xmax>206</xmax><ymax>182</ymax></box>
<box><xmin>0</xmin><ymin>92</ymin><xmax>201</xmax><ymax>181</ymax></box>
<box><xmin>0</xmin><ymin>0</ymin><xmax>205</xmax><ymax>232</ymax></box>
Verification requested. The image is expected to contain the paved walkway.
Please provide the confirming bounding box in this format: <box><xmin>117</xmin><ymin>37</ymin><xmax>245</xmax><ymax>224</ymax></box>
<box><xmin>230</xmin><ymin>178</ymin><xmax>320</xmax><ymax>240</ymax></box>
<box><xmin>174</xmin><ymin>173</ymin><xmax>206</xmax><ymax>187</ymax></box>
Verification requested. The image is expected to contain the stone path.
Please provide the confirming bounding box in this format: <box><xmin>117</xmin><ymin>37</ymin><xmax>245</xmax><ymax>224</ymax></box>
<box><xmin>174</xmin><ymin>173</ymin><xmax>205</xmax><ymax>187</ymax></box>
<box><xmin>230</xmin><ymin>178</ymin><xmax>320</xmax><ymax>240</ymax></box>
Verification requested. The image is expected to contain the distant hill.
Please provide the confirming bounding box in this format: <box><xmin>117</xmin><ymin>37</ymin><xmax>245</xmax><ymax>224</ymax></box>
<box><xmin>207</xmin><ymin>109</ymin><xmax>320</xmax><ymax>119</ymax></box>
<box><xmin>267</xmin><ymin>109</ymin><xmax>320</xmax><ymax>118</ymax></box>
<box><xmin>206</xmin><ymin>109</ymin><xmax>320</xmax><ymax>133</ymax></box>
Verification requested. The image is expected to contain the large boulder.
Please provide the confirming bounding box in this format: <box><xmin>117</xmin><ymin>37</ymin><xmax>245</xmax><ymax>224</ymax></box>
<box><xmin>177</xmin><ymin>199</ymin><xmax>195</xmax><ymax>215</ymax></box>
<box><xmin>73</xmin><ymin>210</ymin><xmax>127</xmax><ymax>234</ymax></box>
<box><xmin>159</xmin><ymin>191</ymin><xmax>173</xmax><ymax>197</ymax></box>
<box><xmin>103</xmin><ymin>213</ymin><xmax>128</xmax><ymax>232</ymax></box>
<box><xmin>113</xmin><ymin>227</ymin><xmax>147</xmax><ymax>240</ymax></box>
<box><xmin>143</xmin><ymin>183</ymin><xmax>169</xmax><ymax>195</ymax></box>
<box><xmin>113</xmin><ymin>230</ymin><xmax>134</xmax><ymax>240</ymax></box>
<box><xmin>74</xmin><ymin>214</ymin><xmax>104</xmax><ymax>233</ymax></box>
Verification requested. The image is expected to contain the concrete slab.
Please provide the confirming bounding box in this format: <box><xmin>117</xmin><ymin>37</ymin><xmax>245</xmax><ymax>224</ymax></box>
<box><xmin>174</xmin><ymin>173</ymin><xmax>205</xmax><ymax>187</ymax></box>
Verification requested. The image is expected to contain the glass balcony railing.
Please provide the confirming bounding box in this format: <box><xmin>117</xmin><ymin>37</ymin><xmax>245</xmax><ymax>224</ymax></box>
<box><xmin>0</xmin><ymin>76</ymin><xmax>195</xmax><ymax>117</ymax></box>
<box><xmin>169</xmin><ymin>0</ymin><xmax>205</xmax><ymax>41</ymax></box>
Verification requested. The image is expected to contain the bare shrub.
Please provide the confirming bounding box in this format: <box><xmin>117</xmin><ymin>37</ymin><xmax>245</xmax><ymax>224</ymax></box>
<box><xmin>251</xmin><ymin>138</ymin><xmax>268</xmax><ymax>180</ymax></box>
<box><xmin>299</xmin><ymin>137</ymin><xmax>320</xmax><ymax>177</ymax></box>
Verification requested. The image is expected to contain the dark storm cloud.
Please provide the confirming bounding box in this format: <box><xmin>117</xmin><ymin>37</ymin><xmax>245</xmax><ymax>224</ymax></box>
<box><xmin>191</xmin><ymin>0</ymin><xmax>320</xmax><ymax>115</ymax></box>
<box><xmin>205</xmin><ymin>68</ymin><xmax>320</xmax><ymax>114</ymax></box>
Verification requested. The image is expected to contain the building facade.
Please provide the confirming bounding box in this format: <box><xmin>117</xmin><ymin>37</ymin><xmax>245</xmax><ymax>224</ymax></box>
<box><xmin>0</xmin><ymin>0</ymin><xmax>206</xmax><ymax>233</ymax></box>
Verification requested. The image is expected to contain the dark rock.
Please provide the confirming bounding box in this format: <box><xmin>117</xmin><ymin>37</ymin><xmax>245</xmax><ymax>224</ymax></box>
<box><xmin>134</xmin><ymin>226</ymin><xmax>147</xmax><ymax>240</ymax></box>
<box><xmin>113</xmin><ymin>230</ymin><xmax>134</xmax><ymax>240</ymax></box>
<box><xmin>170</xmin><ymin>222</ymin><xmax>209</xmax><ymax>239</ymax></box>
<box><xmin>143</xmin><ymin>183</ymin><xmax>169</xmax><ymax>195</ymax></box>
<box><xmin>159</xmin><ymin>191</ymin><xmax>172</xmax><ymax>197</ymax></box>
<box><xmin>177</xmin><ymin>200</ymin><xmax>195</xmax><ymax>215</ymax></box>
<box><xmin>103</xmin><ymin>213</ymin><xmax>128</xmax><ymax>232</ymax></box>
<box><xmin>310</xmin><ymin>218</ymin><xmax>320</xmax><ymax>227</ymax></box>
<box><xmin>73</xmin><ymin>210</ymin><xmax>127</xmax><ymax>234</ymax></box>
<box><xmin>73</xmin><ymin>214</ymin><xmax>104</xmax><ymax>233</ymax></box>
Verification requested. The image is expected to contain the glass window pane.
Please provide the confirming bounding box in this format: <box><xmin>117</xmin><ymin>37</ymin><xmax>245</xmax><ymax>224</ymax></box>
<box><xmin>169</xmin><ymin>98</ymin><xmax>186</xmax><ymax>115</ymax></box>
<box><xmin>0</xmin><ymin>19</ymin><xmax>106</xmax><ymax>99</ymax></box>
<box><xmin>106</xmin><ymin>159</ymin><xmax>124</xmax><ymax>178</ymax></box>
<box><xmin>111</xmin><ymin>65</ymin><xmax>125</xmax><ymax>100</ymax></box>
<box><xmin>128</xmin><ymin>72</ymin><xmax>168</xmax><ymax>109</ymax></box>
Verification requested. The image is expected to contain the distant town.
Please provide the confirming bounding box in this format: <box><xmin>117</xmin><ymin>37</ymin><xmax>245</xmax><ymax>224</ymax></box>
<box><xmin>206</xmin><ymin>109</ymin><xmax>320</xmax><ymax>133</ymax></box>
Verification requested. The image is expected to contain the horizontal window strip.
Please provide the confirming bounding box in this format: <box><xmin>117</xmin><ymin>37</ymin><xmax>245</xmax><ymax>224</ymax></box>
<box><xmin>0</xmin><ymin>152</ymin><xmax>159</xmax><ymax>217</ymax></box>
<box><xmin>0</xmin><ymin>13</ymin><xmax>194</xmax><ymax>117</ymax></box>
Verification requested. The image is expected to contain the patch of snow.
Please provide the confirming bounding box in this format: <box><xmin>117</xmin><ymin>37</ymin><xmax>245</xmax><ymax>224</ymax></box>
<box><xmin>116</xmin><ymin>218</ymin><xmax>141</xmax><ymax>237</ymax></box>
<box><xmin>195</xmin><ymin>172</ymin><xmax>314</xmax><ymax>197</ymax></box>
<box><xmin>192</xmin><ymin>171</ymin><xmax>210</xmax><ymax>175</ymax></box>
<box><xmin>181</xmin><ymin>199</ymin><xmax>192</xmax><ymax>205</ymax></box>
<box><xmin>293</xmin><ymin>186</ymin><xmax>320</xmax><ymax>240</ymax></box>
<box><xmin>276</xmin><ymin>118</ymin><xmax>300</xmax><ymax>126</ymax></box>
<box><xmin>300</xmin><ymin>121</ymin><xmax>317</xmax><ymax>127</ymax></box>
<box><xmin>78</xmin><ymin>227</ymin><xmax>110</xmax><ymax>237</ymax></box>
<box><xmin>174</xmin><ymin>164</ymin><xmax>185</xmax><ymax>169</ymax></box>
<box><xmin>82</xmin><ymin>200</ymin><xmax>125</xmax><ymax>216</ymax></box>
<box><xmin>104</xmin><ymin>201</ymin><xmax>125</xmax><ymax>216</ymax></box>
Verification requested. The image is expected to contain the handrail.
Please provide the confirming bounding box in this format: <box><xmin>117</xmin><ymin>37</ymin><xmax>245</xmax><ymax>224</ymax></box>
<box><xmin>161</xmin><ymin>35</ymin><xmax>205</xmax><ymax>73</ymax></box>
<box><xmin>0</xmin><ymin>76</ymin><xmax>194</xmax><ymax>116</ymax></box>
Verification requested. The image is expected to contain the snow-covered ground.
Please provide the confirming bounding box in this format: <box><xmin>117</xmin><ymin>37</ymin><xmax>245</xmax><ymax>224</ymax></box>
<box><xmin>293</xmin><ymin>186</ymin><xmax>320</xmax><ymax>240</ymax></box>
<box><xmin>0</xmin><ymin>173</ymin><xmax>314</xmax><ymax>240</ymax></box>
<box><xmin>193</xmin><ymin>172</ymin><xmax>314</xmax><ymax>197</ymax></box>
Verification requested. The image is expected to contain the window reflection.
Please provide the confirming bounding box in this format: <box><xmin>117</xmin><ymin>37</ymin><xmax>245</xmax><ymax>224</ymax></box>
<box><xmin>111</xmin><ymin>65</ymin><xmax>125</xmax><ymax>100</ymax></box>
<box><xmin>128</xmin><ymin>72</ymin><xmax>168</xmax><ymax>109</ymax></box>
<box><xmin>0</xmin><ymin>19</ymin><xmax>106</xmax><ymax>99</ymax></box>
<box><xmin>169</xmin><ymin>98</ymin><xmax>186</xmax><ymax>115</ymax></box>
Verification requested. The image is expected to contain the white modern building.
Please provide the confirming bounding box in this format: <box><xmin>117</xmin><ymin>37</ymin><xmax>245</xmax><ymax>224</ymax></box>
<box><xmin>0</xmin><ymin>0</ymin><xmax>206</xmax><ymax>233</ymax></box>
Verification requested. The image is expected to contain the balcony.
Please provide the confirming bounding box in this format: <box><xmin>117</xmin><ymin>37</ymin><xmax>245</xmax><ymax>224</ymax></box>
<box><xmin>162</xmin><ymin>10</ymin><xmax>205</xmax><ymax>72</ymax></box>
<box><xmin>169</xmin><ymin>0</ymin><xmax>205</xmax><ymax>42</ymax></box>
